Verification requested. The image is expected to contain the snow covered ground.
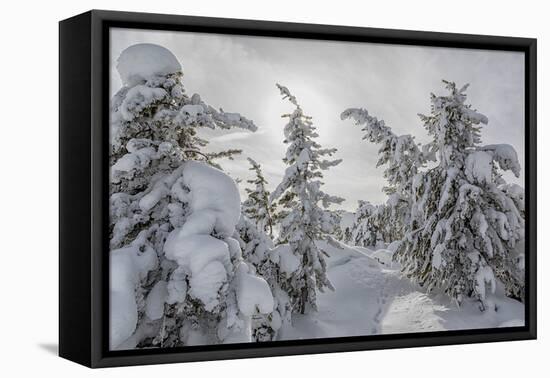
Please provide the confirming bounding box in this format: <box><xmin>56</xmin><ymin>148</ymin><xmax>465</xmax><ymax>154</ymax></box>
<box><xmin>278</xmin><ymin>241</ymin><xmax>524</xmax><ymax>340</ymax></box>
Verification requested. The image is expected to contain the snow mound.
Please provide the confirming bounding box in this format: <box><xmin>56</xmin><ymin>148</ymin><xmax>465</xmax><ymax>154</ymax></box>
<box><xmin>117</xmin><ymin>43</ymin><xmax>182</xmax><ymax>86</ymax></box>
<box><xmin>370</xmin><ymin>249</ymin><xmax>395</xmax><ymax>268</ymax></box>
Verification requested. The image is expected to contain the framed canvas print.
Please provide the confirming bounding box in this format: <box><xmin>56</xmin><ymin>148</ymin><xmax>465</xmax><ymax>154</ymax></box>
<box><xmin>59</xmin><ymin>10</ymin><xmax>536</xmax><ymax>368</ymax></box>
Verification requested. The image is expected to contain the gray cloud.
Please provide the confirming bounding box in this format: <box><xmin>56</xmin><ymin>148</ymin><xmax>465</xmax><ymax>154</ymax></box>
<box><xmin>110</xmin><ymin>28</ymin><xmax>525</xmax><ymax>212</ymax></box>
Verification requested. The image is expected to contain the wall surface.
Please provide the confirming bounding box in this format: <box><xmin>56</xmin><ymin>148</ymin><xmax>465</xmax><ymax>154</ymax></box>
<box><xmin>0</xmin><ymin>0</ymin><xmax>546</xmax><ymax>376</ymax></box>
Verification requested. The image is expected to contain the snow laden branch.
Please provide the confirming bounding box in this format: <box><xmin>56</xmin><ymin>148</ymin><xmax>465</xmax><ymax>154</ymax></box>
<box><xmin>341</xmin><ymin>107</ymin><xmax>425</xmax><ymax>246</ymax></box>
<box><xmin>271</xmin><ymin>83</ymin><xmax>344</xmax><ymax>315</ymax></box>
<box><xmin>340</xmin><ymin>107</ymin><xmax>425</xmax><ymax>195</ymax></box>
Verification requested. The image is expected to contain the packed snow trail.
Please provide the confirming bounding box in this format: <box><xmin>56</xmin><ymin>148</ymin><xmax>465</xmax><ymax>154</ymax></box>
<box><xmin>278</xmin><ymin>241</ymin><xmax>525</xmax><ymax>340</ymax></box>
<box><xmin>278</xmin><ymin>243</ymin><xmax>384</xmax><ymax>339</ymax></box>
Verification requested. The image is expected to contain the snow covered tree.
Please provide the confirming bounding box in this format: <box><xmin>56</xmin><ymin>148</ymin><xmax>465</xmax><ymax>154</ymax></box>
<box><xmin>235</xmin><ymin>216</ymin><xmax>291</xmax><ymax>341</ymax></box>
<box><xmin>350</xmin><ymin>201</ymin><xmax>387</xmax><ymax>248</ymax></box>
<box><xmin>342</xmin><ymin>81</ymin><xmax>524</xmax><ymax>306</ymax></box>
<box><xmin>109</xmin><ymin>43</ymin><xmax>273</xmax><ymax>350</ymax></box>
<box><xmin>270</xmin><ymin>84</ymin><xmax>344</xmax><ymax>315</ymax></box>
<box><xmin>334</xmin><ymin>210</ymin><xmax>355</xmax><ymax>244</ymax></box>
<box><xmin>396</xmin><ymin>81</ymin><xmax>525</xmax><ymax>305</ymax></box>
<box><xmin>242</xmin><ymin>158</ymin><xmax>276</xmax><ymax>237</ymax></box>
<box><xmin>341</xmin><ymin>107</ymin><xmax>426</xmax><ymax>242</ymax></box>
<box><xmin>341</xmin><ymin>108</ymin><xmax>426</xmax><ymax>197</ymax></box>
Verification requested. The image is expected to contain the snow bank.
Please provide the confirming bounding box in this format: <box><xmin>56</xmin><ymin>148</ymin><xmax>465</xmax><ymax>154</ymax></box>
<box><xmin>117</xmin><ymin>43</ymin><xmax>182</xmax><ymax>86</ymax></box>
<box><xmin>370</xmin><ymin>249</ymin><xmax>395</xmax><ymax>268</ymax></box>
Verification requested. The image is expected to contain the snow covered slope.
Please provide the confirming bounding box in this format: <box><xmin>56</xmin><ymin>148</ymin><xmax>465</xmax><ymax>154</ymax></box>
<box><xmin>278</xmin><ymin>241</ymin><xmax>524</xmax><ymax>340</ymax></box>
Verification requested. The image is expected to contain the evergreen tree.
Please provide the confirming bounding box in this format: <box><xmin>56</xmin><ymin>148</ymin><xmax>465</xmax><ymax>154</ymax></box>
<box><xmin>351</xmin><ymin>201</ymin><xmax>386</xmax><ymax>248</ymax></box>
<box><xmin>396</xmin><ymin>81</ymin><xmax>524</xmax><ymax>305</ymax></box>
<box><xmin>334</xmin><ymin>210</ymin><xmax>355</xmax><ymax>244</ymax></box>
<box><xmin>342</xmin><ymin>80</ymin><xmax>524</xmax><ymax>306</ymax></box>
<box><xmin>270</xmin><ymin>84</ymin><xmax>344</xmax><ymax>314</ymax></box>
<box><xmin>242</xmin><ymin>158</ymin><xmax>276</xmax><ymax>237</ymax></box>
<box><xmin>341</xmin><ymin>107</ymin><xmax>426</xmax><ymax>242</ymax></box>
<box><xmin>109</xmin><ymin>44</ymin><xmax>269</xmax><ymax>350</ymax></box>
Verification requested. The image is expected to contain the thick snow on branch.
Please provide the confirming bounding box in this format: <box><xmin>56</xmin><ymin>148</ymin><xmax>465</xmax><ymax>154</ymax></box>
<box><xmin>341</xmin><ymin>108</ymin><xmax>393</xmax><ymax>143</ymax></box>
<box><xmin>110</xmin><ymin>44</ymin><xmax>257</xmax><ymax>168</ymax></box>
<box><xmin>341</xmin><ymin>107</ymin><xmax>424</xmax><ymax>196</ymax></box>
<box><xmin>110</xmin><ymin>231</ymin><xmax>158</xmax><ymax>349</ymax></box>
<box><xmin>162</xmin><ymin>162</ymin><xmax>240</xmax><ymax>310</ymax></box>
<box><xmin>119</xmin><ymin>86</ymin><xmax>168</xmax><ymax>121</ymax></box>
<box><xmin>180</xmin><ymin>160</ymin><xmax>241</xmax><ymax>237</ymax></box>
<box><xmin>117</xmin><ymin>43</ymin><xmax>182</xmax><ymax>86</ymax></box>
<box><xmin>480</xmin><ymin>144</ymin><xmax>521</xmax><ymax>177</ymax></box>
<box><xmin>465</xmin><ymin>150</ymin><xmax>493</xmax><ymax>185</ymax></box>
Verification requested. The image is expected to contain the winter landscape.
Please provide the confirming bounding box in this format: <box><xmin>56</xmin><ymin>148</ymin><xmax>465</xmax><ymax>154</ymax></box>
<box><xmin>109</xmin><ymin>30</ymin><xmax>526</xmax><ymax>350</ymax></box>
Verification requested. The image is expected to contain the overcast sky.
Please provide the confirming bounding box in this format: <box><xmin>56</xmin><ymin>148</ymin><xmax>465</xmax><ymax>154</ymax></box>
<box><xmin>110</xmin><ymin>28</ymin><xmax>525</xmax><ymax>212</ymax></box>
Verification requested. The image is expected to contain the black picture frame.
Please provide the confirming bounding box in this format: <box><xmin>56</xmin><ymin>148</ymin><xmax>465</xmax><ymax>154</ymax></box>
<box><xmin>59</xmin><ymin>9</ymin><xmax>537</xmax><ymax>368</ymax></box>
